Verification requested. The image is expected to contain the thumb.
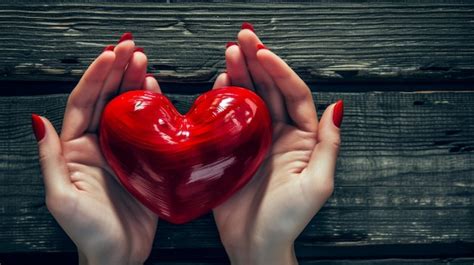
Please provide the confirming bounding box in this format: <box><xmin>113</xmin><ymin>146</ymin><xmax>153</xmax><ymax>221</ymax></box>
<box><xmin>304</xmin><ymin>100</ymin><xmax>344</xmax><ymax>200</ymax></box>
<box><xmin>32</xmin><ymin>114</ymin><xmax>72</xmax><ymax>198</ymax></box>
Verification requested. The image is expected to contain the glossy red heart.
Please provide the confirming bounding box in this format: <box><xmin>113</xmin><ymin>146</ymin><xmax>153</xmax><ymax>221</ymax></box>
<box><xmin>99</xmin><ymin>87</ymin><xmax>272</xmax><ymax>224</ymax></box>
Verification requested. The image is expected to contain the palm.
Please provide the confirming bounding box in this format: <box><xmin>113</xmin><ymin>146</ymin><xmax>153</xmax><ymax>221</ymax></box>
<box><xmin>56</xmin><ymin>133</ymin><xmax>157</xmax><ymax>261</ymax></box>
<box><xmin>214</xmin><ymin>122</ymin><xmax>325</xmax><ymax>246</ymax></box>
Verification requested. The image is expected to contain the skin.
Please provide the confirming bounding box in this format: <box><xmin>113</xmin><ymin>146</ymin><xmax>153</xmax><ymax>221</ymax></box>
<box><xmin>34</xmin><ymin>28</ymin><xmax>341</xmax><ymax>265</ymax></box>
<box><xmin>212</xmin><ymin>29</ymin><xmax>341</xmax><ymax>264</ymax></box>
<box><xmin>34</xmin><ymin>38</ymin><xmax>161</xmax><ymax>265</ymax></box>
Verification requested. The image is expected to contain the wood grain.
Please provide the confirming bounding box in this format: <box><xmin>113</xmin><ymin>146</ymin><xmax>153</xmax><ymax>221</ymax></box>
<box><xmin>154</xmin><ymin>258</ymin><xmax>474</xmax><ymax>265</ymax></box>
<box><xmin>1</xmin><ymin>253</ymin><xmax>474</xmax><ymax>265</ymax></box>
<box><xmin>152</xmin><ymin>258</ymin><xmax>474</xmax><ymax>265</ymax></box>
<box><xmin>1</xmin><ymin>1</ymin><xmax>474</xmax><ymax>85</ymax></box>
<box><xmin>0</xmin><ymin>91</ymin><xmax>472</xmax><ymax>258</ymax></box>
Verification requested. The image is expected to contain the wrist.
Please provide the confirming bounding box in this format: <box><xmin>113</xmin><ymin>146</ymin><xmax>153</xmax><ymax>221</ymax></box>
<box><xmin>226</xmin><ymin>242</ymin><xmax>297</xmax><ymax>265</ymax></box>
<box><xmin>78</xmin><ymin>249</ymin><xmax>143</xmax><ymax>265</ymax></box>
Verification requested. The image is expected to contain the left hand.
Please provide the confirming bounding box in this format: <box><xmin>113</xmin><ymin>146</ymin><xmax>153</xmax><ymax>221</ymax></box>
<box><xmin>32</xmin><ymin>34</ymin><xmax>161</xmax><ymax>265</ymax></box>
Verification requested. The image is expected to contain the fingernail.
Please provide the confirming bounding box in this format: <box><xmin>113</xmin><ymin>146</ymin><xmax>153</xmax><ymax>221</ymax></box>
<box><xmin>31</xmin><ymin>114</ymin><xmax>45</xmax><ymax>142</ymax></box>
<box><xmin>118</xmin><ymin>32</ymin><xmax>133</xmax><ymax>43</ymax></box>
<box><xmin>145</xmin><ymin>73</ymin><xmax>154</xmax><ymax>78</ymax></box>
<box><xmin>134</xmin><ymin>47</ymin><xmax>144</xmax><ymax>53</ymax></box>
<box><xmin>256</xmin><ymin>43</ymin><xmax>268</xmax><ymax>50</ymax></box>
<box><xmin>103</xmin><ymin>45</ymin><xmax>115</xmax><ymax>52</ymax></box>
<box><xmin>332</xmin><ymin>100</ymin><xmax>344</xmax><ymax>128</ymax></box>
<box><xmin>226</xmin><ymin>42</ymin><xmax>237</xmax><ymax>49</ymax></box>
<box><xmin>241</xmin><ymin>22</ymin><xmax>255</xmax><ymax>32</ymax></box>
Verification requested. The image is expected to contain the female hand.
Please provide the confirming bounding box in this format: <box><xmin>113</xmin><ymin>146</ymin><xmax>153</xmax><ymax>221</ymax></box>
<box><xmin>212</xmin><ymin>24</ymin><xmax>344</xmax><ymax>265</ymax></box>
<box><xmin>31</xmin><ymin>33</ymin><xmax>160</xmax><ymax>265</ymax></box>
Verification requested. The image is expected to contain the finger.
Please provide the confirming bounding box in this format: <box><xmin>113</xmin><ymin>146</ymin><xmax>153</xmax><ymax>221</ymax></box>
<box><xmin>120</xmin><ymin>48</ymin><xmax>148</xmax><ymax>93</ymax></box>
<box><xmin>212</xmin><ymin>72</ymin><xmax>231</xmax><ymax>89</ymax></box>
<box><xmin>32</xmin><ymin>114</ymin><xmax>72</xmax><ymax>197</ymax></box>
<box><xmin>87</xmin><ymin>36</ymin><xmax>136</xmax><ymax>132</ymax></box>
<box><xmin>257</xmin><ymin>47</ymin><xmax>318</xmax><ymax>132</ymax></box>
<box><xmin>143</xmin><ymin>74</ymin><xmax>162</xmax><ymax>93</ymax></box>
<box><xmin>225</xmin><ymin>42</ymin><xmax>253</xmax><ymax>90</ymax></box>
<box><xmin>61</xmin><ymin>50</ymin><xmax>116</xmax><ymax>141</ymax></box>
<box><xmin>304</xmin><ymin>101</ymin><xmax>344</xmax><ymax>200</ymax></box>
<box><xmin>237</xmin><ymin>28</ymin><xmax>286</xmax><ymax>122</ymax></box>
<box><xmin>237</xmin><ymin>28</ymin><xmax>271</xmax><ymax>89</ymax></box>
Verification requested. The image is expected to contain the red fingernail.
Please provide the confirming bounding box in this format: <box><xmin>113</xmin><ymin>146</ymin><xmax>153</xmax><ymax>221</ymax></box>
<box><xmin>118</xmin><ymin>32</ymin><xmax>133</xmax><ymax>43</ymax></box>
<box><xmin>241</xmin><ymin>22</ymin><xmax>255</xmax><ymax>32</ymax></box>
<box><xmin>31</xmin><ymin>114</ymin><xmax>45</xmax><ymax>142</ymax></box>
<box><xmin>145</xmin><ymin>73</ymin><xmax>154</xmax><ymax>78</ymax></box>
<box><xmin>103</xmin><ymin>45</ymin><xmax>115</xmax><ymax>52</ymax></box>
<box><xmin>256</xmin><ymin>43</ymin><xmax>267</xmax><ymax>50</ymax></box>
<box><xmin>134</xmin><ymin>47</ymin><xmax>144</xmax><ymax>53</ymax></box>
<box><xmin>332</xmin><ymin>100</ymin><xmax>344</xmax><ymax>128</ymax></box>
<box><xmin>226</xmin><ymin>42</ymin><xmax>237</xmax><ymax>49</ymax></box>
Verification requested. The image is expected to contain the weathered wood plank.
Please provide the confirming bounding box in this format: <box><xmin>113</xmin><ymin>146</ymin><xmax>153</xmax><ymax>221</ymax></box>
<box><xmin>1</xmin><ymin>253</ymin><xmax>473</xmax><ymax>265</ymax></box>
<box><xmin>1</xmin><ymin>2</ymin><xmax>474</xmax><ymax>85</ymax></box>
<box><xmin>154</xmin><ymin>258</ymin><xmax>474</xmax><ymax>265</ymax></box>
<box><xmin>155</xmin><ymin>259</ymin><xmax>474</xmax><ymax>265</ymax></box>
<box><xmin>0</xmin><ymin>91</ymin><xmax>473</xmax><ymax>258</ymax></box>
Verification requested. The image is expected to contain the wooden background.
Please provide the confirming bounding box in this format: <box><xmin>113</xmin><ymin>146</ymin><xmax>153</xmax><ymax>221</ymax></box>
<box><xmin>0</xmin><ymin>1</ymin><xmax>473</xmax><ymax>264</ymax></box>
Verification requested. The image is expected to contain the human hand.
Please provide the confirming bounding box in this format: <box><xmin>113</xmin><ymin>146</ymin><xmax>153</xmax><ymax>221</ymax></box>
<box><xmin>212</xmin><ymin>24</ymin><xmax>344</xmax><ymax>265</ymax></box>
<box><xmin>31</xmin><ymin>33</ymin><xmax>160</xmax><ymax>265</ymax></box>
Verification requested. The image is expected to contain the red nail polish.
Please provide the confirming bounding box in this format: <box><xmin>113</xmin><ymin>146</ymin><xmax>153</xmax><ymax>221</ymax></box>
<box><xmin>256</xmin><ymin>43</ymin><xmax>267</xmax><ymax>50</ymax></box>
<box><xmin>332</xmin><ymin>100</ymin><xmax>344</xmax><ymax>128</ymax></box>
<box><xmin>103</xmin><ymin>45</ymin><xmax>115</xmax><ymax>52</ymax></box>
<box><xmin>241</xmin><ymin>22</ymin><xmax>255</xmax><ymax>32</ymax></box>
<box><xmin>118</xmin><ymin>32</ymin><xmax>133</xmax><ymax>43</ymax></box>
<box><xmin>134</xmin><ymin>47</ymin><xmax>144</xmax><ymax>53</ymax></box>
<box><xmin>145</xmin><ymin>73</ymin><xmax>154</xmax><ymax>78</ymax></box>
<box><xmin>226</xmin><ymin>42</ymin><xmax>237</xmax><ymax>49</ymax></box>
<box><xmin>31</xmin><ymin>114</ymin><xmax>45</xmax><ymax>142</ymax></box>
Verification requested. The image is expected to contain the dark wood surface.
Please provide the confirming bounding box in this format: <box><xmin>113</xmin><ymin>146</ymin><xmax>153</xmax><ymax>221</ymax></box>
<box><xmin>0</xmin><ymin>91</ymin><xmax>473</xmax><ymax>263</ymax></box>
<box><xmin>1</xmin><ymin>1</ymin><xmax>473</xmax><ymax>264</ymax></box>
<box><xmin>2</xmin><ymin>254</ymin><xmax>474</xmax><ymax>265</ymax></box>
<box><xmin>1</xmin><ymin>1</ymin><xmax>474</xmax><ymax>86</ymax></box>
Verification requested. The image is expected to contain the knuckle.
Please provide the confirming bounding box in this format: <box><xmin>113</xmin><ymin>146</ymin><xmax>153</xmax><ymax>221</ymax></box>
<box><xmin>322</xmin><ymin>131</ymin><xmax>341</xmax><ymax>150</ymax></box>
<box><xmin>313</xmin><ymin>176</ymin><xmax>335</xmax><ymax>199</ymax></box>
<box><xmin>289</xmin><ymin>89</ymin><xmax>311</xmax><ymax>103</ymax></box>
<box><xmin>320</xmin><ymin>180</ymin><xmax>334</xmax><ymax>198</ymax></box>
<box><xmin>38</xmin><ymin>153</ymin><xmax>61</xmax><ymax>174</ymax></box>
<box><xmin>45</xmin><ymin>189</ymin><xmax>75</xmax><ymax>216</ymax></box>
<box><xmin>331</xmin><ymin>136</ymin><xmax>341</xmax><ymax>150</ymax></box>
<box><xmin>38</xmin><ymin>154</ymin><xmax>52</xmax><ymax>175</ymax></box>
<box><xmin>38</xmin><ymin>152</ymin><xmax>48</xmax><ymax>165</ymax></box>
<box><xmin>67</xmin><ymin>91</ymin><xmax>95</xmax><ymax>109</ymax></box>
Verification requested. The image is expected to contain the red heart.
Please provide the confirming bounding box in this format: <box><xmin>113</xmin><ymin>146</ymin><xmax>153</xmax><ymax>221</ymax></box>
<box><xmin>99</xmin><ymin>87</ymin><xmax>272</xmax><ymax>224</ymax></box>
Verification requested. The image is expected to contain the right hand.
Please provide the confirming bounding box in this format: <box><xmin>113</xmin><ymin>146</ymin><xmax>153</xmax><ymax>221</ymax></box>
<box><xmin>212</xmin><ymin>24</ymin><xmax>344</xmax><ymax>265</ymax></box>
<box><xmin>32</xmin><ymin>33</ymin><xmax>160</xmax><ymax>265</ymax></box>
